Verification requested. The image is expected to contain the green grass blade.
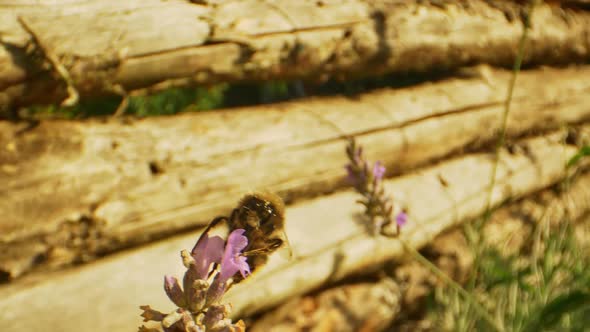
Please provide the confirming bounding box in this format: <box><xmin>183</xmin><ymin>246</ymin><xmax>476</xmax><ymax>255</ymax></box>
<box><xmin>567</xmin><ymin>146</ymin><xmax>590</xmax><ymax>168</ymax></box>
<box><xmin>522</xmin><ymin>291</ymin><xmax>590</xmax><ymax>332</ymax></box>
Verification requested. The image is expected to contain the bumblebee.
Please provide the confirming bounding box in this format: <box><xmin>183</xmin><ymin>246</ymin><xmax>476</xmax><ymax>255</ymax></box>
<box><xmin>196</xmin><ymin>191</ymin><xmax>291</xmax><ymax>282</ymax></box>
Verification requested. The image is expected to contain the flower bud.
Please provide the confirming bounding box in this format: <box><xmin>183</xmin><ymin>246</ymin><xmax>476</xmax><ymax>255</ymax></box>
<box><xmin>139</xmin><ymin>305</ymin><xmax>166</xmax><ymax>322</ymax></box>
<box><xmin>203</xmin><ymin>304</ymin><xmax>233</xmax><ymax>331</ymax></box>
<box><xmin>164</xmin><ymin>275</ymin><xmax>186</xmax><ymax>308</ymax></box>
<box><xmin>187</xmin><ymin>279</ymin><xmax>209</xmax><ymax>312</ymax></box>
<box><xmin>181</xmin><ymin>249</ymin><xmax>196</xmax><ymax>269</ymax></box>
<box><xmin>162</xmin><ymin>309</ymin><xmax>184</xmax><ymax>328</ymax></box>
<box><xmin>205</xmin><ymin>274</ymin><xmax>228</xmax><ymax>306</ymax></box>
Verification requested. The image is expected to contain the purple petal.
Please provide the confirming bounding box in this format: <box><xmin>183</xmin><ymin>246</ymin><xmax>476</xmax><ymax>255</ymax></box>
<box><xmin>373</xmin><ymin>161</ymin><xmax>386</xmax><ymax>182</ymax></box>
<box><xmin>234</xmin><ymin>256</ymin><xmax>250</xmax><ymax>278</ymax></box>
<box><xmin>220</xmin><ymin>229</ymin><xmax>251</xmax><ymax>281</ymax></box>
<box><xmin>191</xmin><ymin>233</ymin><xmax>225</xmax><ymax>280</ymax></box>
<box><xmin>227</xmin><ymin>229</ymin><xmax>248</xmax><ymax>255</ymax></box>
<box><xmin>396</xmin><ymin>211</ymin><xmax>408</xmax><ymax>228</ymax></box>
<box><xmin>191</xmin><ymin>233</ymin><xmax>225</xmax><ymax>263</ymax></box>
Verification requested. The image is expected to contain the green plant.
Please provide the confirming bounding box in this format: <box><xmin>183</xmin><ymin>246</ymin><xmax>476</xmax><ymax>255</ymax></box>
<box><xmin>433</xmin><ymin>214</ymin><xmax>590</xmax><ymax>331</ymax></box>
<box><xmin>26</xmin><ymin>85</ymin><xmax>228</xmax><ymax>118</ymax></box>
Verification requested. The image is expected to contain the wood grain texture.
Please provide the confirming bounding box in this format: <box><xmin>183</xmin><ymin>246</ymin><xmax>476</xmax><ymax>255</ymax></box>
<box><xmin>1</xmin><ymin>0</ymin><xmax>590</xmax><ymax>110</ymax></box>
<box><xmin>0</xmin><ymin>128</ymin><xmax>588</xmax><ymax>332</ymax></box>
<box><xmin>2</xmin><ymin>65</ymin><xmax>590</xmax><ymax>280</ymax></box>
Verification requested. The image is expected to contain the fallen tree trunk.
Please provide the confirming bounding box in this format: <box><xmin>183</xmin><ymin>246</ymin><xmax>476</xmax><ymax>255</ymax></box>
<box><xmin>2</xmin><ymin>65</ymin><xmax>590</xmax><ymax>280</ymax></box>
<box><xmin>0</xmin><ymin>127</ymin><xmax>587</xmax><ymax>332</ymax></box>
<box><xmin>1</xmin><ymin>0</ymin><xmax>590</xmax><ymax>111</ymax></box>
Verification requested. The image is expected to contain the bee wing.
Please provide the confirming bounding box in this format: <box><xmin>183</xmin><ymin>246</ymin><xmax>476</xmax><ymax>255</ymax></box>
<box><xmin>191</xmin><ymin>216</ymin><xmax>231</xmax><ymax>255</ymax></box>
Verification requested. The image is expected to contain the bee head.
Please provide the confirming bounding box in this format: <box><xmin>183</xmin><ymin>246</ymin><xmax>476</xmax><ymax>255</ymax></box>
<box><xmin>238</xmin><ymin>192</ymin><xmax>285</xmax><ymax>233</ymax></box>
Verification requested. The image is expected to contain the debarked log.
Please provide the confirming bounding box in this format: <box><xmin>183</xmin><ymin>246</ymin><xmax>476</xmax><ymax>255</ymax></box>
<box><xmin>1</xmin><ymin>0</ymin><xmax>590</xmax><ymax>110</ymax></box>
<box><xmin>0</xmin><ymin>127</ymin><xmax>588</xmax><ymax>332</ymax></box>
<box><xmin>1</xmin><ymin>65</ymin><xmax>590</xmax><ymax>280</ymax></box>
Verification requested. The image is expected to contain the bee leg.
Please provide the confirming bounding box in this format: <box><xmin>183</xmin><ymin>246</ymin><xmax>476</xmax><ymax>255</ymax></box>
<box><xmin>242</xmin><ymin>239</ymin><xmax>283</xmax><ymax>256</ymax></box>
<box><xmin>203</xmin><ymin>206</ymin><xmax>240</xmax><ymax>236</ymax></box>
<box><xmin>202</xmin><ymin>216</ymin><xmax>228</xmax><ymax>235</ymax></box>
<box><xmin>228</xmin><ymin>207</ymin><xmax>239</xmax><ymax>225</ymax></box>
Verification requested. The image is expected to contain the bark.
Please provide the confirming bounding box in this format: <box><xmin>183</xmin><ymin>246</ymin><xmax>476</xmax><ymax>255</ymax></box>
<box><xmin>1</xmin><ymin>0</ymin><xmax>590</xmax><ymax>111</ymax></box>
<box><xmin>0</xmin><ymin>128</ymin><xmax>588</xmax><ymax>332</ymax></box>
<box><xmin>2</xmin><ymin>65</ymin><xmax>590</xmax><ymax>281</ymax></box>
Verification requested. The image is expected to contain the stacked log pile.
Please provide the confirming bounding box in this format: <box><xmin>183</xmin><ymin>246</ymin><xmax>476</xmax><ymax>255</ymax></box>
<box><xmin>1</xmin><ymin>1</ymin><xmax>590</xmax><ymax>332</ymax></box>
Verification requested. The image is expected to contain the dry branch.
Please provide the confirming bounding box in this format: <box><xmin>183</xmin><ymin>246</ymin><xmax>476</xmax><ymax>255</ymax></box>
<box><xmin>2</xmin><ymin>65</ymin><xmax>590</xmax><ymax>280</ymax></box>
<box><xmin>0</xmin><ymin>127</ymin><xmax>588</xmax><ymax>332</ymax></box>
<box><xmin>1</xmin><ymin>0</ymin><xmax>590</xmax><ymax>110</ymax></box>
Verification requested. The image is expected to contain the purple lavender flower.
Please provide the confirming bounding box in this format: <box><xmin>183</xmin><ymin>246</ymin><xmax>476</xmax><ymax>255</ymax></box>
<box><xmin>220</xmin><ymin>229</ymin><xmax>251</xmax><ymax>281</ymax></box>
<box><xmin>346</xmin><ymin>164</ymin><xmax>367</xmax><ymax>190</ymax></box>
<box><xmin>373</xmin><ymin>161</ymin><xmax>386</xmax><ymax>183</ymax></box>
<box><xmin>141</xmin><ymin>227</ymin><xmax>251</xmax><ymax>331</ymax></box>
<box><xmin>206</xmin><ymin>229</ymin><xmax>251</xmax><ymax>305</ymax></box>
<box><xmin>396</xmin><ymin>211</ymin><xmax>408</xmax><ymax>228</ymax></box>
<box><xmin>345</xmin><ymin>138</ymin><xmax>368</xmax><ymax>189</ymax></box>
<box><xmin>191</xmin><ymin>233</ymin><xmax>225</xmax><ymax>280</ymax></box>
<box><xmin>345</xmin><ymin>138</ymin><xmax>408</xmax><ymax>237</ymax></box>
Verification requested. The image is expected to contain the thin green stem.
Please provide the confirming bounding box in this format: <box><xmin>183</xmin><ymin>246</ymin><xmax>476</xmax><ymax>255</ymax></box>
<box><xmin>484</xmin><ymin>0</ymin><xmax>538</xmax><ymax>219</ymax></box>
<box><xmin>473</xmin><ymin>0</ymin><xmax>539</xmax><ymax>306</ymax></box>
